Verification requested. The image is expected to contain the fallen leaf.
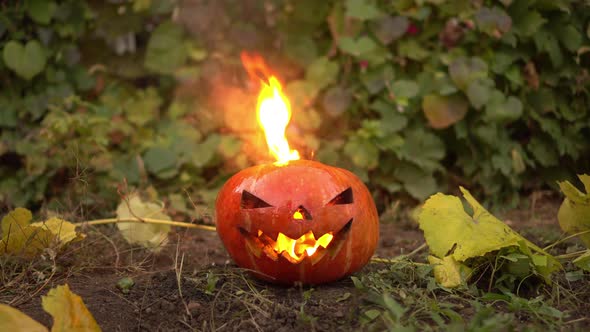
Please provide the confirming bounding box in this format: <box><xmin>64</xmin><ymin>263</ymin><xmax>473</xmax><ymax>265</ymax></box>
<box><xmin>428</xmin><ymin>255</ymin><xmax>472</xmax><ymax>288</ymax></box>
<box><xmin>557</xmin><ymin>174</ymin><xmax>590</xmax><ymax>247</ymax></box>
<box><xmin>418</xmin><ymin>187</ymin><xmax>560</xmax><ymax>286</ymax></box>
<box><xmin>0</xmin><ymin>226</ymin><xmax>54</xmax><ymax>257</ymax></box>
<box><xmin>116</xmin><ymin>277</ymin><xmax>135</xmax><ymax>294</ymax></box>
<box><xmin>0</xmin><ymin>208</ymin><xmax>84</xmax><ymax>257</ymax></box>
<box><xmin>42</xmin><ymin>284</ymin><xmax>101</xmax><ymax>332</ymax></box>
<box><xmin>1</xmin><ymin>207</ymin><xmax>33</xmax><ymax>236</ymax></box>
<box><xmin>0</xmin><ymin>304</ymin><xmax>48</xmax><ymax>332</ymax></box>
<box><xmin>31</xmin><ymin>217</ymin><xmax>85</xmax><ymax>245</ymax></box>
<box><xmin>116</xmin><ymin>194</ymin><xmax>171</xmax><ymax>250</ymax></box>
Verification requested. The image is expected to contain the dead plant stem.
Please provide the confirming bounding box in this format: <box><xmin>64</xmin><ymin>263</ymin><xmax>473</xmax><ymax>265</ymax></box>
<box><xmin>82</xmin><ymin>218</ymin><xmax>216</xmax><ymax>232</ymax></box>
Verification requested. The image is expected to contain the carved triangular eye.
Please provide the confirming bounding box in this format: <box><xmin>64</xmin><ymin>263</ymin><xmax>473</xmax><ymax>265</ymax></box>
<box><xmin>241</xmin><ymin>190</ymin><xmax>272</xmax><ymax>209</ymax></box>
<box><xmin>327</xmin><ymin>187</ymin><xmax>353</xmax><ymax>205</ymax></box>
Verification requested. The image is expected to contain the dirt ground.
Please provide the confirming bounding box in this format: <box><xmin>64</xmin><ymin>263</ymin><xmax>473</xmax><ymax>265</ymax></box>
<box><xmin>4</xmin><ymin>193</ymin><xmax>589</xmax><ymax>331</ymax></box>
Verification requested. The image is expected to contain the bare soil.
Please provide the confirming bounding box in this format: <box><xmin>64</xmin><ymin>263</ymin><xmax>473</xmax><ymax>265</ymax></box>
<box><xmin>4</xmin><ymin>193</ymin><xmax>590</xmax><ymax>331</ymax></box>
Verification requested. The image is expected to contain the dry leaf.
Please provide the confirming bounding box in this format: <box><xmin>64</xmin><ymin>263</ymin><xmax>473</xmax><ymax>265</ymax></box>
<box><xmin>0</xmin><ymin>304</ymin><xmax>48</xmax><ymax>332</ymax></box>
<box><xmin>116</xmin><ymin>194</ymin><xmax>171</xmax><ymax>250</ymax></box>
<box><xmin>0</xmin><ymin>209</ymin><xmax>84</xmax><ymax>257</ymax></box>
<box><xmin>558</xmin><ymin>174</ymin><xmax>590</xmax><ymax>247</ymax></box>
<box><xmin>41</xmin><ymin>284</ymin><xmax>101</xmax><ymax>332</ymax></box>
<box><xmin>418</xmin><ymin>187</ymin><xmax>560</xmax><ymax>287</ymax></box>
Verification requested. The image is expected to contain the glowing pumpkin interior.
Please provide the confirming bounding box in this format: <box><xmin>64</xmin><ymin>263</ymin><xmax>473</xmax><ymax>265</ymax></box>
<box><xmin>238</xmin><ymin>187</ymin><xmax>354</xmax><ymax>264</ymax></box>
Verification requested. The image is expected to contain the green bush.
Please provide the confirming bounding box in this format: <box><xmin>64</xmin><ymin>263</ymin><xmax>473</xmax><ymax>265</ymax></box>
<box><xmin>1</xmin><ymin>0</ymin><xmax>589</xmax><ymax>213</ymax></box>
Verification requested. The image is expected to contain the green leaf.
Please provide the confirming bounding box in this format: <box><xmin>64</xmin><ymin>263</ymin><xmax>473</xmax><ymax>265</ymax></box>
<box><xmin>513</xmin><ymin>11</ymin><xmax>546</xmax><ymax>37</ymax></box>
<box><xmin>0</xmin><ymin>97</ymin><xmax>18</xmax><ymax>128</ymax></box>
<box><xmin>394</xmin><ymin>163</ymin><xmax>438</xmax><ymax>201</ymax></box>
<box><xmin>25</xmin><ymin>0</ymin><xmax>57</xmax><ymax>24</ymax></box>
<box><xmin>466</xmin><ymin>79</ymin><xmax>492</xmax><ymax>110</ymax></box>
<box><xmin>144</xmin><ymin>21</ymin><xmax>187</xmax><ymax>74</ymax></box>
<box><xmin>143</xmin><ymin>146</ymin><xmax>177</xmax><ymax>175</ymax></box>
<box><xmin>322</xmin><ymin>86</ymin><xmax>352</xmax><ymax>117</ymax></box>
<box><xmin>363</xmin><ymin>309</ymin><xmax>381</xmax><ymax>321</ymax></box>
<box><xmin>343</xmin><ymin>136</ymin><xmax>379</xmax><ymax>170</ymax></box>
<box><xmin>391</xmin><ymin>80</ymin><xmax>420</xmax><ymax>99</ymax></box>
<box><xmin>555</xmin><ymin>25</ymin><xmax>582</xmax><ymax>52</ymax></box>
<box><xmin>3</xmin><ymin>40</ymin><xmax>47</xmax><ymax>80</ymax></box>
<box><xmin>484</xmin><ymin>91</ymin><xmax>523</xmax><ymax>123</ymax></box>
<box><xmin>397</xmin><ymin>128</ymin><xmax>445</xmax><ymax>171</ymax></box>
<box><xmin>360</xmin><ymin>65</ymin><xmax>394</xmax><ymax>94</ymax></box>
<box><xmin>474</xmin><ymin>7</ymin><xmax>512</xmax><ymax>36</ymax></box>
<box><xmin>124</xmin><ymin>88</ymin><xmax>162</xmax><ymax>126</ymax></box>
<box><xmin>371</xmin><ymin>99</ymin><xmax>407</xmax><ymax>134</ymax></box>
<box><xmin>418</xmin><ymin>188</ymin><xmax>560</xmax><ymax>285</ymax></box>
<box><xmin>41</xmin><ymin>284</ymin><xmax>101</xmax><ymax>332</ymax></box>
<box><xmin>527</xmin><ymin>137</ymin><xmax>558</xmax><ymax>167</ymax></box>
<box><xmin>283</xmin><ymin>35</ymin><xmax>318</xmax><ymax>67</ymax></box>
<box><xmin>345</xmin><ymin>0</ymin><xmax>381</xmax><ymax>20</ymax></box>
<box><xmin>372</xmin><ymin>15</ymin><xmax>408</xmax><ymax>45</ymax></box>
<box><xmin>397</xmin><ymin>40</ymin><xmax>430</xmax><ymax>61</ymax></box>
<box><xmin>218</xmin><ymin>135</ymin><xmax>242</xmax><ymax>159</ymax></box>
<box><xmin>557</xmin><ymin>174</ymin><xmax>590</xmax><ymax>247</ymax></box>
<box><xmin>306</xmin><ymin>57</ymin><xmax>339</xmax><ymax>91</ymax></box>
<box><xmin>192</xmin><ymin>134</ymin><xmax>221</xmax><ymax>168</ymax></box>
<box><xmin>449</xmin><ymin>57</ymin><xmax>488</xmax><ymax>91</ymax></box>
<box><xmin>116</xmin><ymin>194</ymin><xmax>171</xmax><ymax>250</ymax></box>
<box><xmin>533</xmin><ymin>29</ymin><xmax>563</xmax><ymax>67</ymax></box>
<box><xmin>0</xmin><ymin>304</ymin><xmax>47</xmax><ymax>332</ymax></box>
<box><xmin>422</xmin><ymin>94</ymin><xmax>469</xmax><ymax>129</ymax></box>
<box><xmin>116</xmin><ymin>277</ymin><xmax>135</xmax><ymax>294</ymax></box>
<box><xmin>338</xmin><ymin>36</ymin><xmax>377</xmax><ymax>57</ymax></box>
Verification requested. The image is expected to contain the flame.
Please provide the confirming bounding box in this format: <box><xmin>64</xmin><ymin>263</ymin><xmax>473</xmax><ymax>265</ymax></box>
<box><xmin>241</xmin><ymin>52</ymin><xmax>300</xmax><ymax>165</ymax></box>
<box><xmin>273</xmin><ymin>231</ymin><xmax>334</xmax><ymax>263</ymax></box>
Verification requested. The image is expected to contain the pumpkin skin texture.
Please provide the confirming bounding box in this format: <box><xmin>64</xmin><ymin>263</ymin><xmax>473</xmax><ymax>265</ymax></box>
<box><xmin>215</xmin><ymin>159</ymin><xmax>379</xmax><ymax>285</ymax></box>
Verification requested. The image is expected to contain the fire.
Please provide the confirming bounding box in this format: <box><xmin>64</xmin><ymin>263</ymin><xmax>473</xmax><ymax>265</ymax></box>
<box><xmin>241</xmin><ymin>52</ymin><xmax>300</xmax><ymax>165</ymax></box>
<box><xmin>273</xmin><ymin>231</ymin><xmax>334</xmax><ymax>263</ymax></box>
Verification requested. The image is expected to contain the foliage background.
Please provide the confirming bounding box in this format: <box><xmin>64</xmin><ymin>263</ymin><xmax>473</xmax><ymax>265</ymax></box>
<box><xmin>1</xmin><ymin>0</ymin><xmax>590</xmax><ymax>216</ymax></box>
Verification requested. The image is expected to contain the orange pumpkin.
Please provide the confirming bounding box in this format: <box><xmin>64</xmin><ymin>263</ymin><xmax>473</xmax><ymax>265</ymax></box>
<box><xmin>215</xmin><ymin>159</ymin><xmax>379</xmax><ymax>284</ymax></box>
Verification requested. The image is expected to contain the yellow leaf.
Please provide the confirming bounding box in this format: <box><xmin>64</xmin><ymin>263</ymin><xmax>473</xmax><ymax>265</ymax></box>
<box><xmin>1</xmin><ymin>209</ymin><xmax>85</xmax><ymax>257</ymax></box>
<box><xmin>116</xmin><ymin>194</ymin><xmax>170</xmax><ymax>250</ymax></box>
<box><xmin>1</xmin><ymin>207</ymin><xmax>33</xmax><ymax>237</ymax></box>
<box><xmin>0</xmin><ymin>304</ymin><xmax>48</xmax><ymax>332</ymax></box>
<box><xmin>418</xmin><ymin>187</ymin><xmax>560</xmax><ymax>283</ymax></box>
<box><xmin>0</xmin><ymin>226</ymin><xmax>54</xmax><ymax>257</ymax></box>
<box><xmin>41</xmin><ymin>284</ymin><xmax>101</xmax><ymax>332</ymax></box>
<box><xmin>428</xmin><ymin>255</ymin><xmax>472</xmax><ymax>288</ymax></box>
<box><xmin>558</xmin><ymin>174</ymin><xmax>590</xmax><ymax>247</ymax></box>
<box><xmin>31</xmin><ymin>217</ymin><xmax>86</xmax><ymax>245</ymax></box>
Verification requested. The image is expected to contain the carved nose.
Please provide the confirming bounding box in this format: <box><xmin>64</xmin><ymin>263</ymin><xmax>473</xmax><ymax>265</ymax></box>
<box><xmin>292</xmin><ymin>205</ymin><xmax>312</xmax><ymax>220</ymax></box>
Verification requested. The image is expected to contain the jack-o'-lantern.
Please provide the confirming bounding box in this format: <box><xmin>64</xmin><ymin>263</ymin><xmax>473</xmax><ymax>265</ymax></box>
<box><xmin>214</xmin><ymin>52</ymin><xmax>379</xmax><ymax>284</ymax></box>
<box><xmin>216</xmin><ymin>159</ymin><xmax>379</xmax><ymax>284</ymax></box>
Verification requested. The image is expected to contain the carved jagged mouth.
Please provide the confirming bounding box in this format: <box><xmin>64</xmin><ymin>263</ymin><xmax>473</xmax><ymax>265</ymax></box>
<box><xmin>239</xmin><ymin>219</ymin><xmax>353</xmax><ymax>264</ymax></box>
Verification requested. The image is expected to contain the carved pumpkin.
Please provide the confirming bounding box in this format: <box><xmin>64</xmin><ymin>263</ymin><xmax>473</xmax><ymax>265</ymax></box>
<box><xmin>215</xmin><ymin>159</ymin><xmax>379</xmax><ymax>284</ymax></box>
